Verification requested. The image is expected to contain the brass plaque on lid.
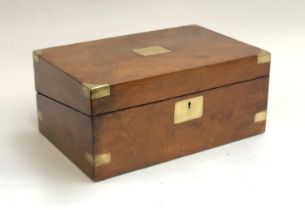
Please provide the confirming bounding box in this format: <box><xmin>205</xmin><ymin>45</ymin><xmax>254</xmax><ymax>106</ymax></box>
<box><xmin>133</xmin><ymin>45</ymin><xmax>171</xmax><ymax>56</ymax></box>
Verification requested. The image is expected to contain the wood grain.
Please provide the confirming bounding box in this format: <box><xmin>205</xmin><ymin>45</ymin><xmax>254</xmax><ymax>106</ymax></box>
<box><xmin>37</xmin><ymin>94</ymin><xmax>93</xmax><ymax>178</ymax></box>
<box><xmin>34</xmin><ymin>59</ymin><xmax>91</xmax><ymax>115</ymax></box>
<box><xmin>34</xmin><ymin>25</ymin><xmax>269</xmax><ymax>115</ymax></box>
<box><xmin>91</xmin><ymin>57</ymin><xmax>269</xmax><ymax>115</ymax></box>
<box><xmin>34</xmin><ymin>25</ymin><xmax>271</xmax><ymax>181</ymax></box>
<box><xmin>93</xmin><ymin>77</ymin><xmax>269</xmax><ymax>180</ymax></box>
<box><xmin>40</xmin><ymin>25</ymin><xmax>263</xmax><ymax>84</ymax></box>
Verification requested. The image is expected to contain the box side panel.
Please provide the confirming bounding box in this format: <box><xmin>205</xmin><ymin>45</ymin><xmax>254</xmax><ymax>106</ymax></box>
<box><xmin>34</xmin><ymin>57</ymin><xmax>91</xmax><ymax>115</ymax></box>
<box><xmin>92</xmin><ymin>56</ymin><xmax>270</xmax><ymax>115</ymax></box>
<box><xmin>93</xmin><ymin>77</ymin><xmax>269</xmax><ymax>180</ymax></box>
<box><xmin>36</xmin><ymin>94</ymin><xmax>93</xmax><ymax>179</ymax></box>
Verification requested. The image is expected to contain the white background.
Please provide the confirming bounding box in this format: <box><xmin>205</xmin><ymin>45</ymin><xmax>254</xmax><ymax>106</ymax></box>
<box><xmin>1</xmin><ymin>0</ymin><xmax>305</xmax><ymax>209</ymax></box>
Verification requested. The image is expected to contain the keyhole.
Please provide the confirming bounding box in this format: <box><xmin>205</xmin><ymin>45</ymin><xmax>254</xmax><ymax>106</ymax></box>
<box><xmin>188</xmin><ymin>101</ymin><xmax>191</xmax><ymax>109</ymax></box>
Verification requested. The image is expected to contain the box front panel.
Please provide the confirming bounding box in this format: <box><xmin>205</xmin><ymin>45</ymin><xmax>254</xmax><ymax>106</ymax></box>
<box><xmin>93</xmin><ymin>77</ymin><xmax>269</xmax><ymax>180</ymax></box>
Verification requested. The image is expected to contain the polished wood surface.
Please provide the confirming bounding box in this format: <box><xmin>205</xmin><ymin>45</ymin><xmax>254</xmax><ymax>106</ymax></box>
<box><xmin>93</xmin><ymin>77</ymin><xmax>268</xmax><ymax>180</ymax></box>
<box><xmin>34</xmin><ymin>25</ymin><xmax>270</xmax><ymax>181</ymax></box>
<box><xmin>40</xmin><ymin>25</ymin><xmax>262</xmax><ymax>84</ymax></box>
<box><xmin>34</xmin><ymin>25</ymin><xmax>270</xmax><ymax>115</ymax></box>
<box><xmin>91</xmin><ymin>57</ymin><xmax>269</xmax><ymax>115</ymax></box>
<box><xmin>37</xmin><ymin>94</ymin><xmax>93</xmax><ymax>178</ymax></box>
<box><xmin>34</xmin><ymin>59</ymin><xmax>91</xmax><ymax>115</ymax></box>
<box><xmin>37</xmin><ymin>77</ymin><xmax>268</xmax><ymax>181</ymax></box>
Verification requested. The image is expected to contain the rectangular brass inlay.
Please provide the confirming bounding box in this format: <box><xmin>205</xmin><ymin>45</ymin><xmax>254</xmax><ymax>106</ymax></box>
<box><xmin>174</xmin><ymin>96</ymin><xmax>204</xmax><ymax>124</ymax></box>
<box><xmin>254</xmin><ymin>110</ymin><xmax>267</xmax><ymax>123</ymax></box>
<box><xmin>133</xmin><ymin>45</ymin><xmax>171</xmax><ymax>56</ymax></box>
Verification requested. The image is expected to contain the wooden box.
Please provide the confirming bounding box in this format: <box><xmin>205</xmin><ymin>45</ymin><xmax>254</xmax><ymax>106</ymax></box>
<box><xmin>33</xmin><ymin>25</ymin><xmax>271</xmax><ymax>181</ymax></box>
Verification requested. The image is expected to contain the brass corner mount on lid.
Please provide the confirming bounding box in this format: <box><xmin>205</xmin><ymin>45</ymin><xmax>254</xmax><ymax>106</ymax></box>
<box><xmin>257</xmin><ymin>50</ymin><xmax>271</xmax><ymax>64</ymax></box>
<box><xmin>33</xmin><ymin>49</ymin><xmax>44</xmax><ymax>63</ymax></box>
<box><xmin>81</xmin><ymin>83</ymin><xmax>110</xmax><ymax>99</ymax></box>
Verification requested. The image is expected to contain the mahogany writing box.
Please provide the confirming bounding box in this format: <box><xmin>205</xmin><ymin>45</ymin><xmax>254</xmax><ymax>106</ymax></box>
<box><xmin>33</xmin><ymin>25</ymin><xmax>271</xmax><ymax>181</ymax></box>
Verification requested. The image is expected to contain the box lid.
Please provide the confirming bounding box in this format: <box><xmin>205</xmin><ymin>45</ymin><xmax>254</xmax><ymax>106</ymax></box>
<box><xmin>34</xmin><ymin>25</ymin><xmax>270</xmax><ymax>116</ymax></box>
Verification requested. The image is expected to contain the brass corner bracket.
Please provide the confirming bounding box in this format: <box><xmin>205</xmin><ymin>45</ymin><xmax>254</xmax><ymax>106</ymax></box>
<box><xmin>33</xmin><ymin>49</ymin><xmax>44</xmax><ymax>63</ymax></box>
<box><xmin>81</xmin><ymin>83</ymin><xmax>110</xmax><ymax>99</ymax></box>
<box><xmin>254</xmin><ymin>110</ymin><xmax>267</xmax><ymax>123</ymax></box>
<box><xmin>85</xmin><ymin>152</ymin><xmax>111</xmax><ymax>167</ymax></box>
<box><xmin>257</xmin><ymin>50</ymin><xmax>271</xmax><ymax>64</ymax></box>
<box><xmin>37</xmin><ymin>111</ymin><xmax>43</xmax><ymax>121</ymax></box>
